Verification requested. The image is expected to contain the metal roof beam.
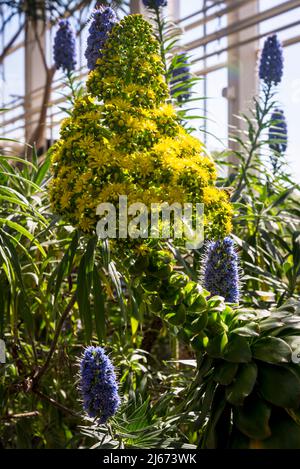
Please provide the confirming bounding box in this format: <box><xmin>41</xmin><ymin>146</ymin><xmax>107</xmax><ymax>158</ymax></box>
<box><xmin>185</xmin><ymin>0</ymin><xmax>300</xmax><ymax>51</ymax></box>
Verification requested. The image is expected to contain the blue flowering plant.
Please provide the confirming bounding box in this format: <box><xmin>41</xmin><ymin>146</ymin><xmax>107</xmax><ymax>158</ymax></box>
<box><xmin>53</xmin><ymin>18</ymin><xmax>83</xmax><ymax>107</ymax></box>
<box><xmin>81</xmin><ymin>393</ymin><xmax>192</xmax><ymax>449</ymax></box>
<box><xmin>85</xmin><ymin>7</ymin><xmax>118</xmax><ymax>71</ymax></box>
<box><xmin>269</xmin><ymin>108</ymin><xmax>288</xmax><ymax>172</ymax></box>
<box><xmin>144</xmin><ymin>0</ymin><xmax>201</xmax><ymax>131</ymax></box>
<box><xmin>169</xmin><ymin>53</ymin><xmax>192</xmax><ymax>103</ymax></box>
<box><xmin>203</xmin><ymin>237</ymin><xmax>240</xmax><ymax>304</ymax></box>
<box><xmin>218</xmin><ymin>32</ymin><xmax>298</xmax><ymax>309</ymax></box>
<box><xmin>142</xmin><ymin>0</ymin><xmax>168</xmax><ymax>9</ymax></box>
<box><xmin>53</xmin><ymin>19</ymin><xmax>77</xmax><ymax>73</ymax></box>
<box><xmin>259</xmin><ymin>34</ymin><xmax>284</xmax><ymax>88</ymax></box>
<box><xmin>230</xmin><ymin>34</ymin><xmax>285</xmax><ymax>201</ymax></box>
<box><xmin>79</xmin><ymin>346</ymin><xmax>121</xmax><ymax>424</ymax></box>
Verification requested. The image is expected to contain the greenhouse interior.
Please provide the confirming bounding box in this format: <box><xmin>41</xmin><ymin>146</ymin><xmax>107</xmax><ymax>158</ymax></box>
<box><xmin>0</xmin><ymin>0</ymin><xmax>300</xmax><ymax>452</ymax></box>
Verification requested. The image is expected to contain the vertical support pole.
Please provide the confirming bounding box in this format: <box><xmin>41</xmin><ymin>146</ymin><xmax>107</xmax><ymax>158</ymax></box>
<box><xmin>24</xmin><ymin>14</ymin><xmax>47</xmax><ymax>147</ymax></box>
<box><xmin>130</xmin><ymin>0</ymin><xmax>143</xmax><ymax>14</ymax></box>
<box><xmin>168</xmin><ymin>0</ymin><xmax>180</xmax><ymax>19</ymax></box>
<box><xmin>225</xmin><ymin>0</ymin><xmax>259</xmax><ymax>158</ymax></box>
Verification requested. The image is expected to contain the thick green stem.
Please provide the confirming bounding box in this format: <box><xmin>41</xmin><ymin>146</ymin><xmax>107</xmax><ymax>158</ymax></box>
<box><xmin>232</xmin><ymin>82</ymin><xmax>273</xmax><ymax>202</ymax></box>
<box><xmin>33</xmin><ymin>292</ymin><xmax>77</xmax><ymax>386</ymax></box>
<box><xmin>67</xmin><ymin>70</ymin><xmax>77</xmax><ymax>104</ymax></box>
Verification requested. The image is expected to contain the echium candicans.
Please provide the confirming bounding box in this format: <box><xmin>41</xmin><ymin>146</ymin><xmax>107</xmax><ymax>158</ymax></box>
<box><xmin>269</xmin><ymin>108</ymin><xmax>288</xmax><ymax>154</ymax></box>
<box><xmin>170</xmin><ymin>53</ymin><xmax>192</xmax><ymax>102</ymax></box>
<box><xmin>85</xmin><ymin>7</ymin><xmax>117</xmax><ymax>71</ymax></box>
<box><xmin>53</xmin><ymin>19</ymin><xmax>77</xmax><ymax>72</ymax></box>
<box><xmin>79</xmin><ymin>346</ymin><xmax>120</xmax><ymax>424</ymax></box>
<box><xmin>269</xmin><ymin>108</ymin><xmax>288</xmax><ymax>172</ymax></box>
<box><xmin>203</xmin><ymin>237</ymin><xmax>239</xmax><ymax>304</ymax></box>
<box><xmin>143</xmin><ymin>0</ymin><xmax>168</xmax><ymax>7</ymax></box>
<box><xmin>259</xmin><ymin>34</ymin><xmax>283</xmax><ymax>86</ymax></box>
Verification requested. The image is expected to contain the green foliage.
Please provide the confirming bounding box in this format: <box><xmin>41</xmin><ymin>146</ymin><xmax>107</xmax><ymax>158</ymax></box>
<box><xmin>161</xmin><ymin>283</ymin><xmax>300</xmax><ymax>447</ymax></box>
<box><xmin>1</xmin><ymin>7</ymin><xmax>300</xmax><ymax>451</ymax></box>
<box><xmin>217</xmin><ymin>84</ymin><xmax>300</xmax><ymax>306</ymax></box>
<box><xmin>81</xmin><ymin>394</ymin><xmax>193</xmax><ymax>449</ymax></box>
<box><xmin>148</xmin><ymin>4</ymin><xmax>205</xmax><ymax>131</ymax></box>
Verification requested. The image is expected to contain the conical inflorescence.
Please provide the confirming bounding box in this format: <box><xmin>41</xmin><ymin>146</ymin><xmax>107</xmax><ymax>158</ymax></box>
<box><xmin>79</xmin><ymin>346</ymin><xmax>120</xmax><ymax>423</ymax></box>
<box><xmin>85</xmin><ymin>7</ymin><xmax>118</xmax><ymax>71</ymax></box>
<box><xmin>269</xmin><ymin>108</ymin><xmax>288</xmax><ymax>154</ymax></box>
<box><xmin>53</xmin><ymin>19</ymin><xmax>77</xmax><ymax>72</ymax></box>
<box><xmin>203</xmin><ymin>237</ymin><xmax>239</xmax><ymax>303</ymax></box>
<box><xmin>49</xmin><ymin>15</ymin><xmax>232</xmax><ymax>239</ymax></box>
<box><xmin>259</xmin><ymin>34</ymin><xmax>283</xmax><ymax>87</ymax></box>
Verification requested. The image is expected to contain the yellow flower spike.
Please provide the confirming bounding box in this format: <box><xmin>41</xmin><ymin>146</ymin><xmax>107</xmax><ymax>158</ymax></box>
<box><xmin>49</xmin><ymin>14</ymin><xmax>232</xmax><ymax>239</ymax></box>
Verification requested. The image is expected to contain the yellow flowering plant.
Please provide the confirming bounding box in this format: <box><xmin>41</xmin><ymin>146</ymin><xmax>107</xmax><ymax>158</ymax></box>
<box><xmin>49</xmin><ymin>14</ymin><xmax>232</xmax><ymax>241</ymax></box>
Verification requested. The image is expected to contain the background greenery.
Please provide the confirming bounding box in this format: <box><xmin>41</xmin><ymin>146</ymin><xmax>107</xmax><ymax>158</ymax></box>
<box><xmin>0</xmin><ymin>4</ymin><xmax>300</xmax><ymax>449</ymax></box>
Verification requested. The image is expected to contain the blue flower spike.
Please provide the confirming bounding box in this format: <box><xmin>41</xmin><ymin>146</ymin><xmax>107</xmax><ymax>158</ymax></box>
<box><xmin>80</xmin><ymin>346</ymin><xmax>121</xmax><ymax>424</ymax></box>
<box><xmin>85</xmin><ymin>7</ymin><xmax>117</xmax><ymax>71</ymax></box>
<box><xmin>203</xmin><ymin>237</ymin><xmax>240</xmax><ymax>304</ymax></box>
<box><xmin>259</xmin><ymin>34</ymin><xmax>284</xmax><ymax>86</ymax></box>
<box><xmin>53</xmin><ymin>19</ymin><xmax>77</xmax><ymax>72</ymax></box>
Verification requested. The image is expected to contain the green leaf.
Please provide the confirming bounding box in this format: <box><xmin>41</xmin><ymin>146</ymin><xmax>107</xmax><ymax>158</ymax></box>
<box><xmin>233</xmin><ymin>395</ymin><xmax>271</xmax><ymax>440</ymax></box>
<box><xmin>148</xmin><ymin>296</ymin><xmax>163</xmax><ymax>313</ymax></box>
<box><xmin>191</xmin><ymin>332</ymin><xmax>209</xmax><ymax>351</ymax></box>
<box><xmin>207</xmin><ymin>332</ymin><xmax>228</xmax><ymax>358</ymax></box>
<box><xmin>0</xmin><ymin>154</ymin><xmax>36</xmax><ymax>170</ymax></box>
<box><xmin>34</xmin><ymin>155</ymin><xmax>51</xmax><ymax>186</ymax></box>
<box><xmin>187</xmin><ymin>294</ymin><xmax>207</xmax><ymax>312</ymax></box>
<box><xmin>77</xmin><ymin>257</ymin><xmax>92</xmax><ymax>342</ymax></box>
<box><xmin>194</xmin><ymin>380</ymin><xmax>217</xmax><ymax>431</ymax></box>
<box><xmin>183</xmin><ymin>282</ymin><xmax>203</xmax><ymax>307</ymax></box>
<box><xmin>204</xmin><ymin>386</ymin><xmax>228</xmax><ymax>449</ymax></box>
<box><xmin>258</xmin><ymin>364</ymin><xmax>300</xmax><ymax>409</ymax></box>
<box><xmin>0</xmin><ymin>231</ymin><xmax>33</xmax><ymax>331</ymax></box>
<box><xmin>189</xmin><ymin>312</ymin><xmax>208</xmax><ymax>333</ymax></box>
<box><xmin>0</xmin><ymin>218</ymin><xmax>46</xmax><ymax>257</ymax></box>
<box><xmin>130</xmin><ymin>316</ymin><xmax>139</xmax><ymax>336</ymax></box>
<box><xmin>213</xmin><ymin>361</ymin><xmax>239</xmax><ymax>385</ymax></box>
<box><xmin>77</xmin><ymin>237</ymin><xmax>97</xmax><ymax>341</ymax></box>
<box><xmin>165</xmin><ymin>304</ymin><xmax>186</xmax><ymax>326</ymax></box>
<box><xmin>0</xmin><ymin>231</ymin><xmax>23</xmax><ymax>292</ymax></box>
<box><xmin>284</xmin><ymin>336</ymin><xmax>300</xmax><ymax>354</ymax></box>
<box><xmin>260</xmin><ymin>319</ymin><xmax>285</xmax><ymax>333</ymax></box>
<box><xmin>225</xmin><ymin>363</ymin><xmax>257</xmax><ymax>405</ymax></box>
<box><xmin>252</xmin><ymin>337</ymin><xmax>292</xmax><ymax>364</ymax></box>
<box><xmin>17</xmin><ymin>292</ymin><xmax>34</xmax><ymax>333</ymax></box>
<box><xmin>93</xmin><ymin>266</ymin><xmax>106</xmax><ymax>341</ymax></box>
<box><xmin>287</xmin><ymin>408</ymin><xmax>300</xmax><ymax>426</ymax></box>
<box><xmin>231</xmin><ymin>322</ymin><xmax>260</xmax><ymax>337</ymax></box>
<box><xmin>224</xmin><ymin>335</ymin><xmax>252</xmax><ymax>363</ymax></box>
<box><xmin>50</xmin><ymin>231</ymin><xmax>79</xmax><ymax>302</ymax></box>
<box><xmin>269</xmin><ymin>188</ymin><xmax>294</xmax><ymax>209</ymax></box>
<box><xmin>0</xmin><ymin>171</ymin><xmax>41</xmax><ymax>191</ymax></box>
<box><xmin>0</xmin><ymin>280</ymin><xmax>5</xmax><ymax>335</ymax></box>
<box><xmin>108</xmin><ymin>260</ymin><xmax>126</xmax><ymax>316</ymax></box>
<box><xmin>257</xmin><ymin>409</ymin><xmax>300</xmax><ymax>449</ymax></box>
<box><xmin>195</xmin><ymin>355</ymin><xmax>214</xmax><ymax>385</ymax></box>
